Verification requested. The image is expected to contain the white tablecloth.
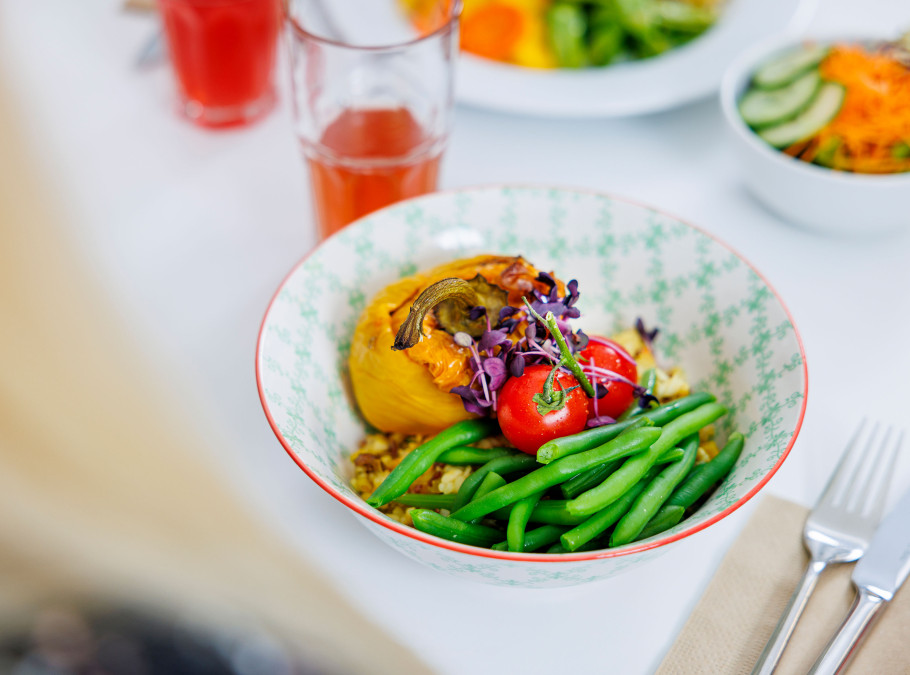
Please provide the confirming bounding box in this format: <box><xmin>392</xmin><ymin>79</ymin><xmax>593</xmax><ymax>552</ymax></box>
<box><xmin>3</xmin><ymin>1</ymin><xmax>909</xmax><ymax>672</ymax></box>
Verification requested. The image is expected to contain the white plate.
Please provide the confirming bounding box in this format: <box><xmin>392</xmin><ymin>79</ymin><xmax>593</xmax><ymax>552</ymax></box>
<box><xmin>456</xmin><ymin>0</ymin><xmax>818</xmax><ymax>117</ymax></box>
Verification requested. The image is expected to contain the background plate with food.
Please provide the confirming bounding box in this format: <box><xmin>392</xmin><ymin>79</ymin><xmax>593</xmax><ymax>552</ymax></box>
<box><xmin>455</xmin><ymin>0</ymin><xmax>817</xmax><ymax>116</ymax></box>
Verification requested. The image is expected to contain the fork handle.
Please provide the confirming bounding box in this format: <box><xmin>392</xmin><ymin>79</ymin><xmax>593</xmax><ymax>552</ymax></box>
<box><xmin>807</xmin><ymin>586</ymin><xmax>888</xmax><ymax>675</ymax></box>
<box><xmin>751</xmin><ymin>559</ymin><xmax>828</xmax><ymax>675</ymax></box>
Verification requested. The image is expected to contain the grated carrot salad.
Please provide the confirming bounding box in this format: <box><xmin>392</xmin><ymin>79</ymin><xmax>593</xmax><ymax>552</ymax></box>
<box><xmin>792</xmin><ymin>45</ymin><xmax>910</xmax><ymax>174</ymax></box>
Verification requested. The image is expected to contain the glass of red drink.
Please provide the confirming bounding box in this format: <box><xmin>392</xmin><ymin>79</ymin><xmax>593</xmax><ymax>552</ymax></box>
<box><xmin>287</xmin><ymin>0</ymin><xmax>461</xmax><ymax>240</ymax></box>
<box><xmin>158</xmin><ymin>0</ymin><xmax>281</xmax><ymax>128</ymax></box>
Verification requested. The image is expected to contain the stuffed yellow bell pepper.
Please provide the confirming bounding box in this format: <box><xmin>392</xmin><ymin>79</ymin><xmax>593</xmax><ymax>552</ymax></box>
<box><xmin>348</xmin><ymin>255</ymin><xmax>558</xmax><ymax>434</ymax></box>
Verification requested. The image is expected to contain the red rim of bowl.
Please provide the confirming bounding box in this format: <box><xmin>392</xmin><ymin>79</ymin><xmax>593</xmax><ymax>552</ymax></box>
<box><xmin>255</xmin><ymin>184</ymin><xmax>809</xmax><ymax>562</ymax></box>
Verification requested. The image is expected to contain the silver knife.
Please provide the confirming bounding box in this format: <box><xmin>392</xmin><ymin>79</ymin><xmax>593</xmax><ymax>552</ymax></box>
<box><xmin>808</xmin><ymin>477</ymin><xmax>910</xmax><ymax>675</ymax></box>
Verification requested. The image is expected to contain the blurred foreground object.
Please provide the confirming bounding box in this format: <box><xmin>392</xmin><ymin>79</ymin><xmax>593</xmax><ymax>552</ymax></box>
<box><xmin>287</xmin><ymin>0</ymin><xmax>460</xmax><ymax>239</ymax></box>
<box><xmin>0</xmin><ymin>605</ymin><xmax>326</xmax><ymax>675</ymax></box>
<box><xmin>157</xmin><ymin>0</ymin><xmax>281</xmax><ymax>127</ymax></box>
<box><xmin>0</xmin><ymin>69</ymin><xmax>430</xmax><ymax>675</ymax></box>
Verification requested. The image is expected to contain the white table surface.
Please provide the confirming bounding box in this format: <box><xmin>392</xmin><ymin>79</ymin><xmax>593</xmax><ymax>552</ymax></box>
<box><xmin>3</xmin><ymin>1</ymin><xmax>910</xmax><ymax>673</ymax></box>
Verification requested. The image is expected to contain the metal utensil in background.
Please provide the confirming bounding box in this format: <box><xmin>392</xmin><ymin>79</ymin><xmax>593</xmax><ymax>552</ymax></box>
<box><xmin>808</xmin><ymin>431</ymin><xmax>909</xmax><ymax>675</ymax></box>
<box><xmin>123</xmin><ymin>0</ymin><xmax>167</xmax><ymax>70</ymax></box>
<box><xmin>751</xmin><ymin>422</ymin><xmax>901</xmax><ymax>675</ymax></box>
<box><xmin>135</xmin><ymin>28</ymin><xmax>165</xmax><ymax>70</ymax></box>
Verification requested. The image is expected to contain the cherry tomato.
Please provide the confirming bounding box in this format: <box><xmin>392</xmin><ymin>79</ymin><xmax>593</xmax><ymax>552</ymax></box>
<box><xmin>580</xmin><ymin>337</ymin><xmax>638</xmax><ymax>420</ymax></box>
<box><xmin>497</xmin><ymin>365</ymin><xmax>589</xmax><ymax>455</ymax></box>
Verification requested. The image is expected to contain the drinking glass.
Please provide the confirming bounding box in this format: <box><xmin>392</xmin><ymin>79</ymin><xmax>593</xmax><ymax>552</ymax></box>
<box><xmin>286</xmin><ymin>0</ymin><xmax>461</xmax><ymax>240</ymax></box>
<box><xmin>158</xmin><ymin>0</ymin><xmax>282</xmax><ymax>128</ymax></box>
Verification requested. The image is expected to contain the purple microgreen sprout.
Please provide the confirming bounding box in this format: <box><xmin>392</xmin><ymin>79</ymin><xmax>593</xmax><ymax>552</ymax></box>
<box><xmin>635</xmin><ymin>318</ymin><xmax>659</xmax><ymax>349</ymax></box>
<box><xmin>453</xmin><ymin>331</ymin><xmax>474</xmax><ymax>348</ymax></box>
<box><xmin>586</xmin><ymin>415</ymin><xmax>617</xmax><ymax>429</ymax></box>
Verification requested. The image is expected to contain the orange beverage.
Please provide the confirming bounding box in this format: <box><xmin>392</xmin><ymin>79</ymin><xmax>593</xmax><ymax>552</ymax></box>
<box><xmin>304</xmin><ymin>107</ymin><xmax>443</xmax><ymax>239</ymax></box>
<box><xmin>287</xmin><ymin>0</ymin><xmax>459</xmax><ymax>240</ymax></box>
<box><xmin>158</xmin><ymin>0</ymin><xmax>281</xmax><ymax>128</ymax></box>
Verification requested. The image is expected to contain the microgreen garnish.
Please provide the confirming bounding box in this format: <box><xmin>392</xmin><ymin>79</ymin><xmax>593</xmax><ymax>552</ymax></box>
<box><xmin>521</xmin><ymin>297</ymin><xmax>595</xmax><ymax>398</ymax></box>
<box><xmin>393</xmin><ymin>270</ymin><xmax>662</xmax><ymax>424</ymax></box>
<box><xmin>635</xmin><ymin>318</ymin><xmax>659</xmax><ymax>349</ymax></box>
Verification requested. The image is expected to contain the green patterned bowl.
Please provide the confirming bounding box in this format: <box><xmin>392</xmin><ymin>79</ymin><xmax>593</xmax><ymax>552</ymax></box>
<box><xmin>256</xmin><ymin>186</ymin><xmax>807</xmax><ymax>587</ymax></box>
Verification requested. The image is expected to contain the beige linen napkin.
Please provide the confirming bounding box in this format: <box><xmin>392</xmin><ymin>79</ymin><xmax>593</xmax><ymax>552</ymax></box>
<box><xmin>657</xmin><ymin>495</ymin><xmax>910</xmax><ymax>674</ymax></box>
<box><xmin>0</xmin><ymin>71</ymin><xmax>430</xmax><ymax>674</ymax></box>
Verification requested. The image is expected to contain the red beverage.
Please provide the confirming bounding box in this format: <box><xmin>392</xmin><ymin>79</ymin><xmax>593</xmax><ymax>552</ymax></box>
<box><xmin>304</xmin><ymin>107</ymin><xmax>443</xmax><ymax>239</ymax></box>
<box><xmin>158</xmin><ymin>0</ymin><xmax>281</xmax><ymax>128</ymax></box>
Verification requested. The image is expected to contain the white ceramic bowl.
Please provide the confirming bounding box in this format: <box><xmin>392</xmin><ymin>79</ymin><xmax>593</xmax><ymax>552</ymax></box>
<box><xmin>256</xmin><ymin>186</ymin><xmax>808</xmax><ymax>587</ymax></box>
<box><xmin>720</xmin><ymin>35</ymin><xmax>910</xmax><ymax>235</ymax></box>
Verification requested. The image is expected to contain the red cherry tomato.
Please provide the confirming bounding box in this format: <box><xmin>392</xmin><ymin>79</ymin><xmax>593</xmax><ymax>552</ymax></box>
<box><xmin>497</xmin><ymin>365</ymin><xmax>589</xmax><ymax>455</ymax></box>
<box><xmin>579</xmin><ymin>337</ymin><xmax>638</xmax><ymax>420</ymax></box>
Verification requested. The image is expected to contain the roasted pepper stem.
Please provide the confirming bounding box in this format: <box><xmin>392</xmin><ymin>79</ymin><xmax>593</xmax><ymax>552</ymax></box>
<box><xmin>392</xmin><ymin>277</ymin><xmax>481</xmax><ymax>351</ymax></box>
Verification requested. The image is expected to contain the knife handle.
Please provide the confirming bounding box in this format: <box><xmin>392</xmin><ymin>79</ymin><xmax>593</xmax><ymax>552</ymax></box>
<box><xmin>807</xmin><ymin>586</ymin><xmax>888</xmax><ymax>675</ymax></box>
<box><xmin>751</xmin><ymin>559</ymin><xmax>827</xmax><ymax>675</ymax></box>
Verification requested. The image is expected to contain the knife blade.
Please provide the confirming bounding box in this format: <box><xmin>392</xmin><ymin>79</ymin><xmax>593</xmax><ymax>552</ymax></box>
<box><xmin>852</xmin><ymin>479</ymin><xmax>910</xmax><ymax>600</ymax></box>
<box><xmin>809</xmin><ymin>469</ymin><xmax>910</xmax><ymax>675</ymax></box>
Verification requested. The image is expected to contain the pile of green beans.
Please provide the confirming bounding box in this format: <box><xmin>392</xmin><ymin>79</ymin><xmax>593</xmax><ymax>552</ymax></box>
<box><xmin>546</xmin><ymin>0</ymin><xmax>719</xmax><ymax>69</ymax></box>
<box><xmin>365</xmin><ymin>399</ymin><xmax>743</xmax><ymax>555</ymax></box>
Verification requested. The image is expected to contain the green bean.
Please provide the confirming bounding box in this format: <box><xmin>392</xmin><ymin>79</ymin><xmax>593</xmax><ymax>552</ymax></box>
<box><xmin>560</xmin><ymin>444</ymin><xmax>682</xmax><ymax>499</ymax></box>
<box><xmin>492</xmin><ymin>500</ymin><xmax>587</xmax><ymax>527</ymax></box>
<box><xmin>561</xmin><ymin>460</ymin><xmax>623</xmax><ymax>499</ymax></box>
<box><xmin>656</xmin><ymin>447</ymin><xmax>684</xmax><ymax>463</ymax></box>
<box><xmin>492</xmin><ymin>525</ymin><xmax>567</xmax><ymax>552</ymax></box>
<box><xmin>537</xmin><ymin>393</ymin><xmax>714</xmax><ymax>464</ymax></box>
<box><xmin>367</xmin><ymin>419</ymin><xmax>500</xmax><ymax>508</ymax></box>
<box><xmin>560</xmin><ymin>466</ymin><xmax>662</xmax><ymax>551</ymax></box>
<box><xmin>451</xmin><ymin>453</ymin><xmax>539</xmax><ymax>512</ymax></box>
<box><xmin>436</xmin><ymin>446</ymin><xmax>516</xmax><ymax>465</ymax></box>
<box><xmin>566</xmin><ymin>402</ymin><xmax>726</xmax><ymax>517</ymax></box>
<box><xmin>636</xmin><ymin>392</ymin><xmax>716</xmax><ymax>425</ymax></box>
<box><xmin>451</xmin><ymin>427</ymin><xmax>661</xmax><ymax>522</ymax></box>
<box><xmin>587</xmin><ymin>14</ymin><xmax>624</xmax><ymax>67</ymax></box>
<box><xmin>615</xmin><ymin>0</ymin><xmax>672</xmax><ymax>56</ymax></box>
<box><xmin>655</xmin><ymin>1</ymin><xmax>717</xmax><ymax>32</ymax></box>
<box><xmin>466</xmin><ymin>472</ymin><xmax>507</xmax><ymax>523</ymax></box>
<box><xmin>410</xmin><ymin>509</ymin><xmax>503</xmax><ymax>548</ymax></box>
<box><xmin>473</xmin><ymin>471</ymin><xmax>506</xmax><ymax>500</ymax></box>
<box><xmin>537</xmin><ymin>416</ymin><xmax>651</xmax><ymax>464</ymax></box>
<box><xmin>393</xmin><ymin>493</ymin><xmax>456</xmax><ymax>510</ymax></box>
<box><xmin>507</xmin><ymin>491</ymin><xmax>544</xmax><ymax>552</ymax></box>
<box><xmin>666</xmin><ymin>432</ymin><xmax>744</xmax><ymax>508</ymax></box>
<box><xmin>610</xmin><ymin>434</ymin><xmax>699</xmax><ymax>546</ymax></box>
<box><xmin>635</xmin><ymin>504</ymin><xmax>685</xmax><ymax>541</ymax></box>
<box><xmin>546</xmin><ymin>3</ymin><xmax>588</xmax><ymax>68</ymax></box>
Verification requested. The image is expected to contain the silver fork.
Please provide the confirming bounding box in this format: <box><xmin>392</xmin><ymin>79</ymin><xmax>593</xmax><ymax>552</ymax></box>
<box><xmin>751</xmin><ymin>421</ymin><xmax>901</xmax><ymax>675</ymax></box>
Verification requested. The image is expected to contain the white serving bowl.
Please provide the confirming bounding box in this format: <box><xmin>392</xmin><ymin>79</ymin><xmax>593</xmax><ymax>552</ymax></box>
<box><xmin>720</xmin><ymin>35</ymin><xmax>910</xmax><ymax>235</ymax></box>
<box><xmin>256</xmin><ymin>186</ymin><xmax>808</xmax><ymax>587</ymax></box>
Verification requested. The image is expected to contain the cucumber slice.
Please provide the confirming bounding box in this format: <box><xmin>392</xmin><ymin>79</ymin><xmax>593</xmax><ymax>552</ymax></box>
<box><xmin>758</xmin><ymin>82</ymin><xmax>845</xmax><ymax>148</ymax></box>
<box><xmin>753</xmin><ymin>44</ymin><xmax>829</xmax><ymax>89</ymax></box>
<box><xmin>740</xmin><ymin>69</ymin><xmax>821</xmax><ymax>128</ymax></box>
